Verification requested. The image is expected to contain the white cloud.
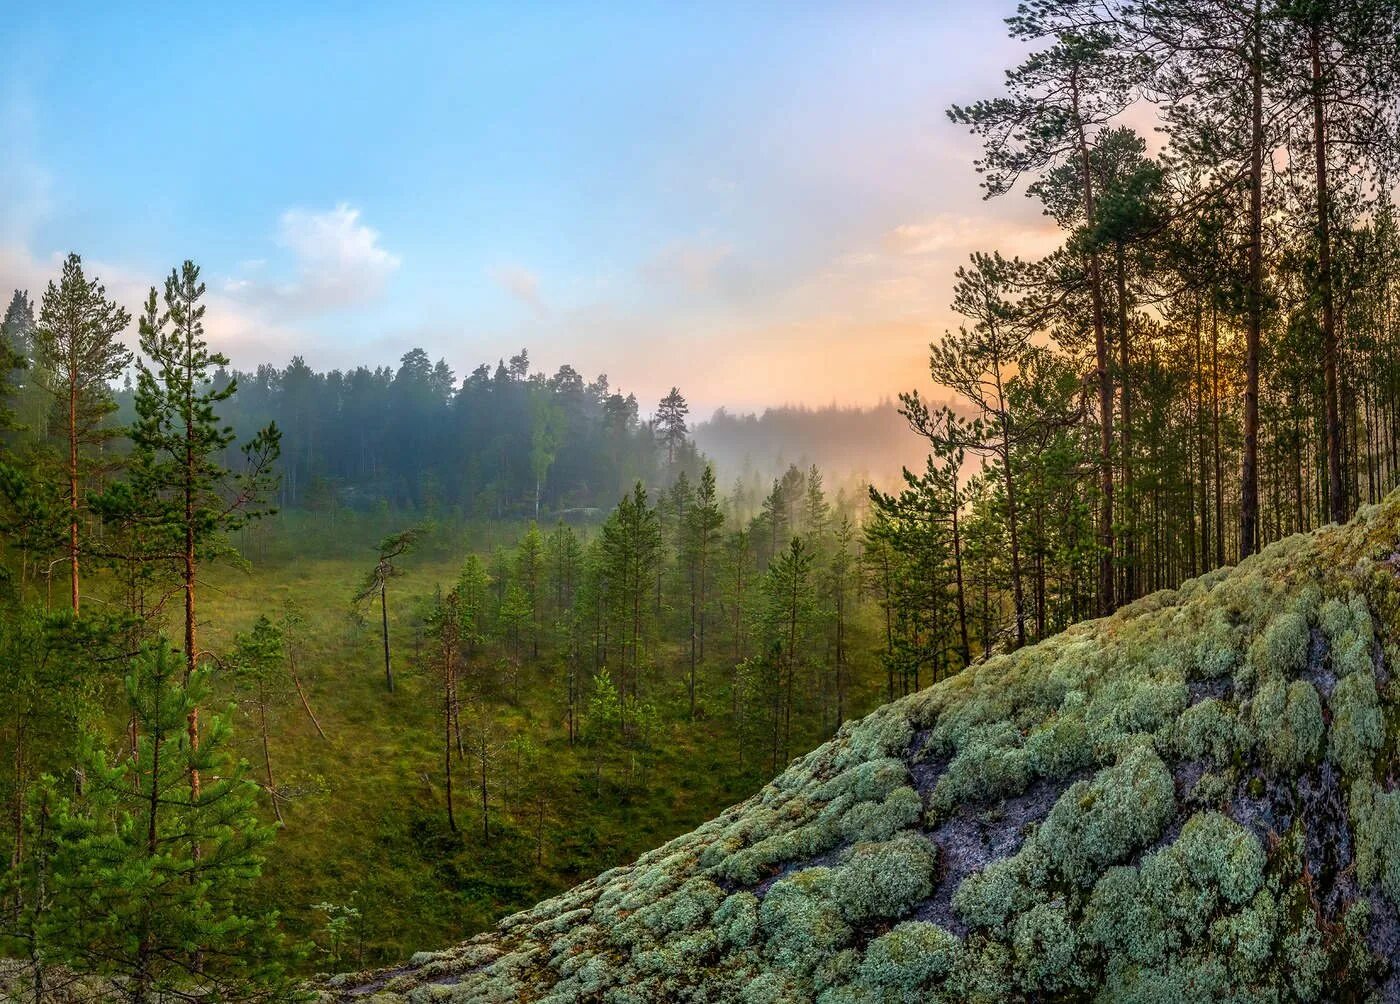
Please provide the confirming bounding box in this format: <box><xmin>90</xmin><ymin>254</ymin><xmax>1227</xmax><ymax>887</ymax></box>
<box><xmin>488</xmin><ymin>264</ymin><xmax>545</xmax><ymax>316</ymax></box>
<box><xmin>227</xmin><ymin>203</ymin><xmax>400</xmax><ymax>316</ymax></box>
<box><xmin>0</xmin><ymin>242</ymin><xmax>300</xmax><ymax>369</ymax></box>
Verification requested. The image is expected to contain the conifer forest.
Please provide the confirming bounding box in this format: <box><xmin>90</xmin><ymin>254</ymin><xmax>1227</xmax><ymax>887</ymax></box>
<box><xmin>5</xmin><ymin>1</ymin><xmax>1400</xmax><ymax>1001</ymax></box>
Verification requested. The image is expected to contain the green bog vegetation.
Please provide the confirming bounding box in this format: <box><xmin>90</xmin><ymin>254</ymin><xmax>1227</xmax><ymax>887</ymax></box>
<box><xmin>322</xmin><ymin>492</ymin><xmax>1400</xmax><ymax>1003</ymax></box>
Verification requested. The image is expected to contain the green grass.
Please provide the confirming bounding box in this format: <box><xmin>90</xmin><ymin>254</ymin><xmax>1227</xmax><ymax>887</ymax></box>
<box><xmin>181</xmin><ymin>513</ymin><xmax>893</xmax><ymax>971</ymax></box>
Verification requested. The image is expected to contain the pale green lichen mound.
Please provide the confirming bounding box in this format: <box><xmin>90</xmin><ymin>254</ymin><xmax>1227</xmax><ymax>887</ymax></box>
<box><xmin>324</xmin><ymin>496</ymin><xmax>1400</xmax><ymax>1003</ymax></box>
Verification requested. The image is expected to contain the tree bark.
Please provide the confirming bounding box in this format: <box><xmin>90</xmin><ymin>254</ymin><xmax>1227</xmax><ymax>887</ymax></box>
<box><xmin>68</xmin><ymin>370</ymin><xmax>80</xmax><ymax>616</ymax></box>
<box><xmin>1072</xmin><ymin>70</ymin><xmax>1115</xmax><ymax>614</ymax></box>
<box><xmin>1240</xmin><ymin>0</ymin><xmax>1265</xmax><ymax>559</ymax></box>
<box><xmin>1310</xmin><ymin>20</ymin><xmax>1344</xmax><ymax>524</ymax></box>
<box><xmin>1116</xmin><ymin>246</ymin><xmax>1135</xmax><ymax>601</ymax></box>
<box><xmin>381</xmin><ymin>580</ymin><xmax>394</xmax><ymax>693</ymax></box>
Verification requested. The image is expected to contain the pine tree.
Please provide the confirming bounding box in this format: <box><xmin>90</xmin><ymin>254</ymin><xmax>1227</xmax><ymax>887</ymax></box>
<box><xmin>456</xmin><ymin>553</ymin><xmax>493</xmax><ymax>678</ymax></box>
<box><xmin>355</xmin><ymin>526</ymin><xmax>423</xmax><ymax>693</ymax></box>
<box><xmin>41</xmin><ymin>643</ymin><xmax>296</xmax><ymax>1002</ymax></box>
<box><xmin>1138</xmin><ymin>0</ymin><xmax>1285</xmax><ymax>556</ymax></box>
<box><xmin>229</xmin><ymin>616</ymin><xmax>288</xmax><ymax>824</ymax></box>
<box><xmin>826</xmin><ymin>514</ymin><xmax>857</xmax><ymax>728</ymax></box>
<box><xmin>544</xmin><ymin>522</ymin><xmax>583</xmax><ymax>626</ymax></box>
<box><xmin>802</xmin><ymin>465</ymin><xmax>830</xmax><ymax>543</ymax></box>
<box><xmin>515</xmin><ymin>523</ymin><xmax>545</xmax><ymax>659</ymax></box>
<box><xmin>1277</xmin><ymin>0</ymin><xmax>1400</xmax><ymax>523</ymax></box>
<box><xmin>0</xmin><ymin>291</ymin><xmax>32</xmax><ymax>432</ymax></box>
<box><xmin>108</xmin><ymin>262</ymin><xmax>281</xmax><ymax>800</ymax></box>
<box><xmin>656</xmin><ymin>387</ymin><xmax>690</xmax><ymax>466</ymax></box>
<box><xmin>762</xmin><ymin>537</ymin><xmax>815</xmax><ymax>767</ymax></box>
<box><xmin>600</xmin><ymin>483</ymin><xmax>662</xmax><ymax>707</ymax></box>
<box><xmin>32</xmin><ymin>254</ymin><xmax>132</xmax><ymax>616</ymax></box>
<box><xmin>426</xmin><ymin>586</ymin><xmax>463</xmax><ymax>832</ymax></box>
<box><xmin>464</xmin><ymin>701</ymin><xmax>500</xmax><ymax>842</ymax></box>
<box><xmin>682</xmin><ymin>465</ymin><xmax>725</xmax><ymax>719</ymax></box>
<box><xmin>923</xmin><ymin>252</ymin><xmax>1034</xmax><ymax>647</ymax></box>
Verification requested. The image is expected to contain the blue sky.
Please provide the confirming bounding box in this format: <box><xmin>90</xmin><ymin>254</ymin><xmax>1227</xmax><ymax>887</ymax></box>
<box><xmin>2</xmin><ymin>1</ymin><xmax>1059</xmax><ymax>413</ymax></box>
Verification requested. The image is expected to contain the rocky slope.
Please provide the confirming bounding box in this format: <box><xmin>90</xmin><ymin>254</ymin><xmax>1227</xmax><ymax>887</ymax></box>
<box><xmin>325</xmin><ymin>495</ymin><xmax>1400</xmax><ymax>1003</ymax></box>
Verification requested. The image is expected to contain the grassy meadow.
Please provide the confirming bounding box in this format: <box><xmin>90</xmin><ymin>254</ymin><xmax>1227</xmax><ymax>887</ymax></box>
<box><xmin>172</xmin><ymin>509</ymin><xmax>891</xmax><ymax>970</ymax></box>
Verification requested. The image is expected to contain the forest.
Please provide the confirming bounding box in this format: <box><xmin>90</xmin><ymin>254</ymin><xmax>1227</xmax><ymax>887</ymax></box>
<box><xmin>3</xmin><ymin>0</ymin><xmax>1400</xmax><ymax>1000</ymax></box>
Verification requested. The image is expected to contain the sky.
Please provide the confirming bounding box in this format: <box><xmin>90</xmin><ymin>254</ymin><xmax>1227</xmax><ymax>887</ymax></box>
<box><xmin>1</xmin><ymin>1</ymin><xmax>1064</xmax><ymax>415</ymax></box>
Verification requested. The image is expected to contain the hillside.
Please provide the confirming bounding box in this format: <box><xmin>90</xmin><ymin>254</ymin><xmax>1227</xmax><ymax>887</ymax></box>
<box><xmin>322</xmin><ymin>493</ymin><xmax>1400</xmax><ymax>1003</ymax></box>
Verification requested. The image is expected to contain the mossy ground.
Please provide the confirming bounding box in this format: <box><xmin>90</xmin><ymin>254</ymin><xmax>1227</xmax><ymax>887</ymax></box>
<box><xmin>322</xmin><ymin>496</ymin><xmax>1400</xmax><ymax>1002</ymax></box>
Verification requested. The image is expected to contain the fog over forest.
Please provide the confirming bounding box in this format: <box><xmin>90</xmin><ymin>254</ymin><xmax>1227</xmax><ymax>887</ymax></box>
<box><xmin>692</xmin><ymin>401</ymin><xmax>931</xmax><ymax>492</ymax></box>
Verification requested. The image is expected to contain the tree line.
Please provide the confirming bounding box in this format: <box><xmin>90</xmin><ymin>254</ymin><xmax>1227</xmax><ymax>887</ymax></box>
<box><xmin>867</xmin><ymin>0</ymin><xmax>1400</xmax><ymax>681</ymax></box>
